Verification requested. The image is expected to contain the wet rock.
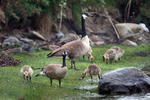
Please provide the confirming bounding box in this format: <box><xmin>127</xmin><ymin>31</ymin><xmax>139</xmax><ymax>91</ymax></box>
<box><xmin>122</xmin><ymin>40</ymin><xmax>137</xmax><ymax>46</ymax></box>
<box><xmin>98</xmin><ymin>67</ymin><xmax>150</xmax><ymax>95</ymax></box>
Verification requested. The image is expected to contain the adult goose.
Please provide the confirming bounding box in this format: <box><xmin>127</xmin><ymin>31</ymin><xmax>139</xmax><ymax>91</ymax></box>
<box><xmin>36</xmin><ymin>51</ymin><xmax>68</xmax><ymax>87</ymax></box>
<box><xmin>47</xmin><ymin>13</ymin><xmax>93</xmax><ymax>70</ymax></box>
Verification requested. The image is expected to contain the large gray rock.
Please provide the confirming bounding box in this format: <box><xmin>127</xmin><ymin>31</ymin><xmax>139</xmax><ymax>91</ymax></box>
<box><xmin>2</xmin><ymin>36</ymin><xmax>21</xmax><ymax>48</ymax></box>
<box><xmin>98</xmin><ymin>67</ymin><xmax>150</xmax><ymax>95</ymax></box>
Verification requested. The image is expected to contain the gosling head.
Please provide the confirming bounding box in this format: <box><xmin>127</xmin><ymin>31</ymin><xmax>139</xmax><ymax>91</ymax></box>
<box><xmin>82</xmin><ymin>12</ymin><xmax>93</xmax><ymax>19</ymax></box>
<box><xmin>90</xmin><ymin>56</ymin><xmax>94</xmax><ymax>62</ymax></box>
<box><xmin>80</xmin><ymin>71</ymin><xmax>86</xmax><ymax>80</ymax></box>
<box><xmin>104</xmin><ymin>54</ymin><xmax>109</xmax><ymax>64</ymax></box>
<box><xmin>23</xmin><ymin>71</ymin><xmax>29</xmax><ymax>79</ymax></box>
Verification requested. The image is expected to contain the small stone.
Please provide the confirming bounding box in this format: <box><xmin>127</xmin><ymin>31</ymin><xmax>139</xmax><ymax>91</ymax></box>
<box><xmin>122</xmin><ymin>40</ymin><xmax>138</xmax><ymax>47</ymax></box>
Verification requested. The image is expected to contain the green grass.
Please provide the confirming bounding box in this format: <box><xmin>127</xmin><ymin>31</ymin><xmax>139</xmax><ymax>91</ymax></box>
<box><xmin>0</xmin><ymin>43</ymin><xmax>150</xmax><ymax>100</ymax></box>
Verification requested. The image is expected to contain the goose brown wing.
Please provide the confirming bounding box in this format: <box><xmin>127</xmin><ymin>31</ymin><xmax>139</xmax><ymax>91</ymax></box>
<box><xmin>47</xmin><ymin>39</ymin><xmax>82</xmax><ymax>57</ymax></box>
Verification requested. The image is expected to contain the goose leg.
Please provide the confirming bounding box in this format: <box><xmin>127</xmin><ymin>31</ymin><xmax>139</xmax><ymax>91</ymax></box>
<box><xmin>50</xmin><ymin>79</ymin><xmax>52</xmax><ymax>87</ymax></box>
<box><xmin>70</xmin><ymin>60</ymin><xmax>73</xmax><ymax>69</ymax></box>
<box><xmin>98</xmin><ymin>74</ymin><xmax>101</xmax><ymax>80</ymax></box>
<box><xmin>23</xmin><ymin>75</ymin><xmax>26</xmax><ymax>84</ymax></box>
<box><xmin>29</xmin><ymin>76</ymin><xmax>31</xmax><ymax>83</ymax></box>
<box><xmin>59</xmin><ymin>79</ymin><xmax>61</xmax><ymax>88</ymax></box>
<box><xmin>110</xmin><ymin>58</ymin><xmax>113</xmax><ymax>64</ymax></box>
<box><xmin>90</xmin><ymin>74</ymin><xmax>93</xmax><ymax>84</ymax></box>
<box><xmin>83</xmin><ymin>55</ymin><xmax>85</xmax><ymax>60</ymax></box>
<box><xmin>73</xmin><ymin>60</ymin><xmax>79</xmax><ymax>70</ymax></box>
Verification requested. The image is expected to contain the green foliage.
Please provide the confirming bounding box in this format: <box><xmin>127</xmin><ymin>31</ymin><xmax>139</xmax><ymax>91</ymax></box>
<box><xmin>103</xmin><ymin>0</ymin><xmax>150</xmax><ymax>24</ymax></box>
<box><xmin>5</xmin><ymin>0</ymin><xmax>51</xmax><ymax>25</ymax></box>
<box><xmin>0</xmin><ymin>43</ymin><xmax>150</xmax><ymax>100</ymax></box>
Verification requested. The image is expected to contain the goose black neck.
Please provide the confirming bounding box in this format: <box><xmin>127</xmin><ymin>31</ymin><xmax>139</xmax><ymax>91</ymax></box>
<box><xmin>62</xmin><ymin>55</ymin><xmax>66</xmax><ymax>67</ymax></box>
<box><xmin>81</xmin><ymin>16</ymin><xmax>86</xmax><ymax>38</ymax></box>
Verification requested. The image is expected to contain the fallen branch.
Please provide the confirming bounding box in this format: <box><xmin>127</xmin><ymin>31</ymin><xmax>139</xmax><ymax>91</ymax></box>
<box><xmin>103</xmin><ymin>7</ymin><xmax>120</xmax><ymax>40</ymax></box>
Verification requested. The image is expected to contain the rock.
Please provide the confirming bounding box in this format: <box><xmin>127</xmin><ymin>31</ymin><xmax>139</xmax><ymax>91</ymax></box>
<box><xmin>98</xmin><ymin>67</ymin><xmax>150</xmax><ymax>95</ymax></box>
<box><xmin>41</xmin><ymin>45</ymin><xmax>60</xmax><ymax>50</ymax></box>
<box><xmin>19</xmin><ymin>38</ymin><xmax>33</xmax><ymax>44</ymax></box>
<box><xmin>89</xmin><ymin>34</ymin><xmax>105</xmax><ymax>46</ymax></box>
<box><xmin>2</xmin><ymin>36</ymin><xmax>21</xmax><ymax>48</ymax></box>
<box><xmin>94</xmin><ymin>41</ymin><xmax>105</xmax><ymax>46</ymax></box>
<box><xmin>0</xmin><ymin>8</ymin><xmax>6</xmax><ymax>24</ymax></box>
<box><xmin>0</xmin><ymin>34</ymin><xmax>5</xmax><ymax>48</ymax></box>
<box><xmin>122</xmin><ymin>40</ymin><xmax>137</xmax><ymax>46</ymax></box>
<box><xmin>48</xmin><ymin>45</ymin><xmax>60</xmax><ymax>50</ymax></box>
<box><xmin>56</xmin><ymin>32</ymin><xmax>64</xmax><ymax>39</ymax></box>
<box><xmin>2</xmin><ymin>36</ymin><xmax>36</xmax><ymax>53</ymax></box>
<box><xmin>21</xmin><ymin>43</ymin><xmax>34</xmax><ymax>52</ymax></box>
<box><xmin>89</xmin><ymin>34</ymin><xmax>103</xmax><ymax>42</ymax></box>
<box><xmin>59</xmin><ymin>33</ymin><xmax>80</xmax><ymax>45</ymax></box>
<box><xmin>115</xmin><ymin>23</ymin><xmax>149</xmax><ymax>39</ymax></box>
<box><xmin>2</xmin><ymin>48</ymin><xmax>23</xmax><ymax>55</ymax></box>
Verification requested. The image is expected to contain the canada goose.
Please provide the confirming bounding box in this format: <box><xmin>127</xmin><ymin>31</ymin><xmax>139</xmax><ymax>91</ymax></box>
<box><xmin>47</xmin><ymin>13</ymin><xmax>93</xmax><ymax>70</ymax></box>
<box><xmin>80</xmin><ymin>64</ymin><xmax>102</xmax><ymax>83</ymax></box>
<box><xmin>36</xmin><ymin>51</ymin><xmax>68</xmax><ymax>87</ymax></box>
<box><xmin>20</xmin><ymin>65</ymin><xmax>33</xmax><ymax>83</ymax></box>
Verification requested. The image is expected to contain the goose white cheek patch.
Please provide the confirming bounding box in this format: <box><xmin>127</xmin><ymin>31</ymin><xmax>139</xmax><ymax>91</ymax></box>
<box><xmin>82</xmin><ymin>14</ymin><xmax>87</xmax><ymax>19</ymax></box>
<box><xmin>40</xmin><ymin>71</ymin><xmax>45</xmax><ymax>75</ymax></box>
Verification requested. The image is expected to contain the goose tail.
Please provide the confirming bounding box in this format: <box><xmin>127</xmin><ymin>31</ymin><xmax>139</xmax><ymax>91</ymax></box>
<box><xmin>47</xmin><ymin>48</ymin><xmax>65</xmax><ymax>58</ymax></box>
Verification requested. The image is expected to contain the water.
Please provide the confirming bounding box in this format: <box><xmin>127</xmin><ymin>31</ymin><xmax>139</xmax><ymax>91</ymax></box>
<box><xmin>75</xmin><ymin>78</ymin><xmax>150</xmax><ymax>100</ymax></box>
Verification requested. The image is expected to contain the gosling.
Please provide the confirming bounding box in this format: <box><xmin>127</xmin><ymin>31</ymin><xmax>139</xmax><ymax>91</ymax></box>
<box><xmin>20</xmin><ymin>65</ymin><xmax>33</xmax><ymax>82</ymax></box>
<box><xmin>80</xmin><ymin>64</ymin><xmax>102</xmax><ymax>83</ymax></box>
<box><xmin>110</xmin><ymin>46</ymin><xmax>125</xmax><ymax>62</ymax></box>
<box><xmin>35</xmin><ymin>51</ymin><xmax>68</xmax><ymax>88</ymax></box>
<box><xmin>103</xmin><ymin>48</ymin><xmax>116</xmax><ymax>64</ymax></box>
<box><xmin>83</xmin><ymin>47</ymin><xmax>94</xmax><ymax>62</ymax></box>
<box><xmin>103</xmin><ymin>46</ymin><xmax>125</xmax><ymax>64</ymax></box>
